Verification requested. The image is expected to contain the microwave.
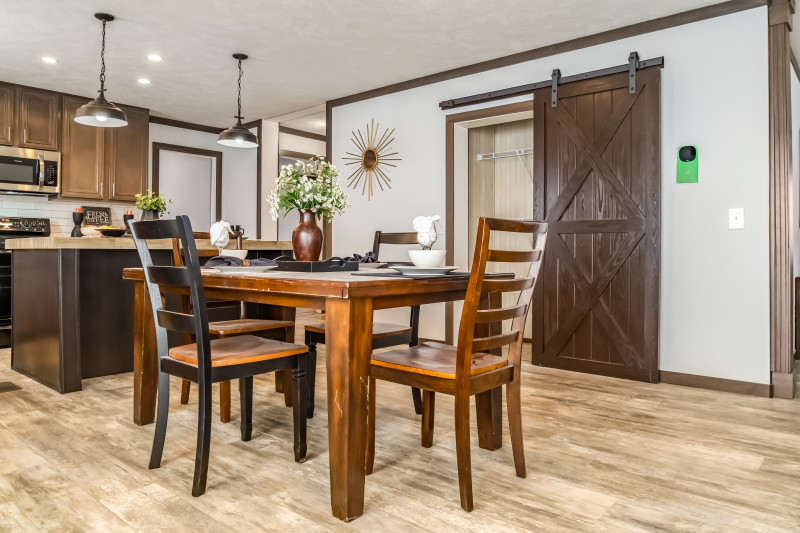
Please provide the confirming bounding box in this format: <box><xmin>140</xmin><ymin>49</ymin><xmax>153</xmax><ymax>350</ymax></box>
<box><xmin>0</xmin><ymin>146</ymin><xmax>60</xmax><ymax>196</ymax></box>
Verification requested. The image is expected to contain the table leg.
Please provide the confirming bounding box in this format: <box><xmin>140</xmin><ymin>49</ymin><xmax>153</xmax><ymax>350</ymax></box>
<box><xmin>476</xmin><ymin>291</ymin><xmax>503</xmax><ymax>450</ymax></box>
<box><xmin>133</xmin><ymin>281</ymin><xmax>158</xmax><ymax>426</ymax></box>
<box><xmin>325</xmin><ymin>297</ymin><xmax>373</xmax><ymax>522</ymax></box>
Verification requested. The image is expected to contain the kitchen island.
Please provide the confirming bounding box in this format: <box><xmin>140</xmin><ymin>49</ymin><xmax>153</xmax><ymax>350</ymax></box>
<box><xmin>6</xmin><ymin>236</ymin><xmax>293</xmax><ymax>393</ymax></box>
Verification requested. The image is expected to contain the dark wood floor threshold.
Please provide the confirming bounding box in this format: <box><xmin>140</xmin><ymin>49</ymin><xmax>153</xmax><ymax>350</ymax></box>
<box><xmin>659</xmin><ymin>370</ymin><xmax>773</xmax><ymax>397</ymax></box>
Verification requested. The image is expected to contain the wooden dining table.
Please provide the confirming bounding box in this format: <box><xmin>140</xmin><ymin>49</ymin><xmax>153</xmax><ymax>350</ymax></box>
<box><xmin>122</xmin><ymin>268</ymin><xmax>505</xmax><ymax>522</ymax></box>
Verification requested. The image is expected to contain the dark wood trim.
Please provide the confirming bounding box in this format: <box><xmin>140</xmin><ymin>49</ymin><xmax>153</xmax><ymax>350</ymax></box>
<box><xmin>256</xmin><ymin>123</ymin><xmax>262</xmax><ymax>239</ymax></box>
<box><xmin>768</xmin><ymin>0</ymin><xmax>797</xmax><ymax>399</ymax></box>
<box><xmin>323</xmin><ymin>101</ymin><xmax>333</xmax><ymax>259</ymax></box>
<box><xmin>149</xmin><ymin>115</ymin><xmax>223</xmax><ymax>135</ymax></box>
<box><xmin>279</xmin><ymin>126</ymin><xmax>327</xmax><ymax>142</ymax></box>
<box><xmin>242</xmin><ymin>119</ymin><xmax>261</xmax><ymax>130</ymax></box>
<box><xmin>329</xmin><ymin>0</ymin><xmax>765</xmax><ymax>108</ymax></box>
<box><xmin>444</xmin><ymin>100</ymin><xmax>535</xmax><ymax>344</ymax></box>
<box><xmin>660</xmin><ymin>371</ymin><xmax>773</xmax><ymax>397</ymax></box>
<box><xmin>279</xmin><ymin>149</ymin><xmax>319</xmax><ymax>160</ymax></box>
<box><xmin>151</xmin><ymin>142</ymin><xmax>223</xmax><ymax>220</ymax></box>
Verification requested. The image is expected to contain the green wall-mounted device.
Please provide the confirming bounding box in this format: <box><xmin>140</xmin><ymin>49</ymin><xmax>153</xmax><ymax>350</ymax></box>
<box><xmin>677</xmin><ymin>145</ymin><xmax>698</xmax><ymax>183</ymax></box>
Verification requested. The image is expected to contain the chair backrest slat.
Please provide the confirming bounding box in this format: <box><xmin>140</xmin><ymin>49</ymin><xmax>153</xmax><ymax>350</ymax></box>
<box><xmin>454</xmin><ymin>217</ymin><xmax>548</xmax><ymax>387</ymax></box>
<box><xmin>372</xmin><ymin>231</ymin><xmax>418</xmax><ymax>261</ymax></box>
<box><xmin>130</xmin><ymin>216</ymin><xmax>212</xmax><ymax>379</ymax></box>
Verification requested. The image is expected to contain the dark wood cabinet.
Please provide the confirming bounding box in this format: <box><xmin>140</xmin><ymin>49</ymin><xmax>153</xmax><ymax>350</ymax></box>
<box><xmin>61</xmin><ymin>96</ymin><xmax>148</xmax><ymax>201</ymax></box>
<box><xmin>0</xmin><ymin>83</ymin><xmax>14</xmax><ymax>146</ymax></box>
<box><xmin>18</xmin><ymin>88</ymin><xmax>60</xmax><ymax>150</ymax></box>
<box><xmin>61</xmin><ymin>95</ymin><xmax>105</xmax><ymax>199</ymax></box>
<box><xmin>105</xmin><ymin>105</ymin><xmax>149</xmax><ymax>202</ymax></box>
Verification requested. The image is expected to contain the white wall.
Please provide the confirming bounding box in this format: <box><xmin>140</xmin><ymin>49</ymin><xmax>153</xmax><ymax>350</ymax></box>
<box><xmin>332</xmin><ymin>8</ymin><xmax>771</xmax><ymax>383</ymax></box>
<box><xmin>149</xmin><ymin>123</ymin><xmax>258</xmax><ymax>238</ymax></box>
<box><xmin>261</xmin><ymin>120</ymin><xmax>280</xmax><ymax>240</ymax></box>
<box><xmin>278</xmin><ymin>132</ymin><xmax>325</xmax><ymax>157</ymax></box>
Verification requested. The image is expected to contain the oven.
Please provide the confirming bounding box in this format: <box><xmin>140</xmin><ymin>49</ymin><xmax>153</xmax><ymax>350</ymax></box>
<box><xmin>0</xmin><ymin>217</ymin><xmax>50</xmax><ymax>347</ymax></box>
<box><xmin>0</xmin><ymin>146</ymin><xmax>60</xmax><ymax>196</ymax></box>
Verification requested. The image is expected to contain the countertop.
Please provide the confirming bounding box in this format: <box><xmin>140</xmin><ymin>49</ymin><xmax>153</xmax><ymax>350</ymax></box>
<box><xmin>5</xmin><ymin>236</ymin><xmax>294</xmax><ymax>251</ymax></box>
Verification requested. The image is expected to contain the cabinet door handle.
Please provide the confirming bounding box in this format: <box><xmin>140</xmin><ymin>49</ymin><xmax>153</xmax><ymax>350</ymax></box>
<box><xmin>23</xmin><ymin>128</ymin><xmax>27</xmax><ymax>143</ymax></box>
<box><xmin>6</xmin><ymin>126</ymin><xmax>9</xmax><ymax>140</ymax></box>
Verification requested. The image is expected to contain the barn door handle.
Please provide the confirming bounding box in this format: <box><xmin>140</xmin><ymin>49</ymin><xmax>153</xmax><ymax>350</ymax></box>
<box><xmin>628</xmin><ymin>52</ymin><xmax>640</xmax><ymax>94</ymax></box>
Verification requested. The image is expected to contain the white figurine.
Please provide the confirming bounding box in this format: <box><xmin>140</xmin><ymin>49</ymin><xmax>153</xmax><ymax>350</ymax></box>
<box><xmin>210</xmin><ymin>220</ymin><xmax>232</xmax><ymax>256</ymax></box>
<box><xmin>412</xmin><ymin>215</ymin><xmax>441</xmax><ymax>250</ymax></box>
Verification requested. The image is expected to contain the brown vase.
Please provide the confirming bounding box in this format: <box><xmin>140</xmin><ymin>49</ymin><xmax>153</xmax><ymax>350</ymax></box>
<box><xmin>292</xmin><ymin>209</ymin><xmax>323</xmax><ymax>262</ymax></box>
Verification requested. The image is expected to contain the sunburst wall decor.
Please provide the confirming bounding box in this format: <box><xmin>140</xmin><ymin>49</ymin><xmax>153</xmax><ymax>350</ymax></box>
<box><xmin>343</xmin><ymin>118</ymin><xmax>400</xmax><ymax>200</ymax></box>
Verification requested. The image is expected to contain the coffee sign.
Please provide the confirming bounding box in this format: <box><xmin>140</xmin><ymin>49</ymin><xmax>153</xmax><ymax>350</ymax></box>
<box><xmin>82</xmin><ymin>206</ymin><xmax>111</xmax><ymax>226</ymax></box>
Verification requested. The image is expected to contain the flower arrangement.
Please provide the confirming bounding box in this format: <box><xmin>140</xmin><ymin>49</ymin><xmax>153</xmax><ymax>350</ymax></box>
<box><xmin>267</xmin><ymin>157</ymin><xmax>350</xmax><ymax>222</ymax></box>
<box><xmin>135</xmin><ymin>190</ymin><xmax>172</xmax><ymax>216</ymax></box>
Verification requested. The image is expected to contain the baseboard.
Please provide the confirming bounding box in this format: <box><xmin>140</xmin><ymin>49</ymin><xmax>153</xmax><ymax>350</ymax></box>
<box><xmin>771</xmin><ymin>370</ymin><xmax>797</xmax><ymax>399</ymax></box>
<box><xmin>659</xmin><ymin>370</ymin><xmax>772</xmax><ymax>398</ymax></box>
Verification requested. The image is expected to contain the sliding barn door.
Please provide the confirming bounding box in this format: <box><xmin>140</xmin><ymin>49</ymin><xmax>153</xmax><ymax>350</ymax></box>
<box><xmin>531</xmin><ymin>68</ymin><xmax>660</xmax><ymax>382</ymax></box>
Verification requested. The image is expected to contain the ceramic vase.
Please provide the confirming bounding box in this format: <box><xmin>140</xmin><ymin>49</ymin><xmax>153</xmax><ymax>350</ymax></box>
<box><xmin>292</xmin><ymin>209</ymin><xmax>323</xmax><ymax>262</ymax></box>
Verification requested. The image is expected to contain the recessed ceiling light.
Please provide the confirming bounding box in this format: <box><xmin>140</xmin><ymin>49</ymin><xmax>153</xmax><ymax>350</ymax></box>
<box><xmin>41</xmin><ymin>57</ymin><xmax>58</xmax><ymax>64</ymax></box>
<box><xmin>137</xmin><ymin>78</ymin><xmax>151</xmax><ymax>85</ymax></box>
<box><xmin>147</xmin><ymin>54</ymin><xmax>162</xmax><ymax>62</ymax></box>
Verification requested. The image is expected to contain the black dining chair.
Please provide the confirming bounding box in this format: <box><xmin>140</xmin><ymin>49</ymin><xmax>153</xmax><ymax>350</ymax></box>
<box><xmin>302</xmin><ymin>231</ymin><xmax>423</xmax><ymax>419</ymax></box>
<box><xmin>130</xmin><ymin>215</ymin><xmax>310</xmax><ymax>497</ymax></box>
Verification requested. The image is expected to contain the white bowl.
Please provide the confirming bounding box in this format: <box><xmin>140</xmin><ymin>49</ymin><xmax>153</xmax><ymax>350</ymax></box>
<box><xmin>408</xmin><ymin>249</ymin><xmax>446</xmax><ymax>268</ymax></box>
<box><xmin>222</xmin><ymin>249</ymin><xmax>248</xmax><ymax>260</ymax></box>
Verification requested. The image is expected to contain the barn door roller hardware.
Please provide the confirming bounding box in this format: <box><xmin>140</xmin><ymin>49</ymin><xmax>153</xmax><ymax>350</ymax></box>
<box><xmin>439</xmin><ymin>52</ymin><xmax>663</xmax><ymax>110</ymax></box>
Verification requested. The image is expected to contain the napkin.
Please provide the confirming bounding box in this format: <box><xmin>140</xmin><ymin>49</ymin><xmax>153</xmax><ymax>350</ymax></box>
<box><xmin>209</xmin><ymin>220</ymin><xmax>232</xmax><ymax>250</ymax></box>
<box><xmin>204</xmin><ymin>256</ymin><xmax>243</xmax><ymax>267</ymax></box>
<box><xmin>344</xmin><ymin>251</ymin><xmax>378</xmax><ymax>263</ymax></box>
<box><xmin>249</xmin><ymin>258</ymin><xmax>277</xmax><ymax>267</ymax></box>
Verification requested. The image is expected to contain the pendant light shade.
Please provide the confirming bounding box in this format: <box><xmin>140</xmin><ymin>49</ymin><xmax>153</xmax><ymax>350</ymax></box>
<box><xmin>218</xmin><ymin>53</ymin><xmax>258</xmax><ymax>148</ymax></box>
<box><xmin>75</xmin><ymin>13</ymin><xmax>127</xmax><ymax>128</ymax></box>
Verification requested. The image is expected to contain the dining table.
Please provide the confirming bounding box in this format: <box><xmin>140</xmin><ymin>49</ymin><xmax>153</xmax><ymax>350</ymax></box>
<box><xmin>122</xmin><ymin>267</ymin><xmax>506</xmax><ymax>522</ymax></box>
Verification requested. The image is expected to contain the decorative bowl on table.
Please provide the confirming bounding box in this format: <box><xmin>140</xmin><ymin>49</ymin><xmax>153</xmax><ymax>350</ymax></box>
<box><xmin>221</xmin><ymin>249</ymin><xmax>248</xmax><ymax>260</ymax></box>
<box><xmin>408</xmin><ymin>249</ymin><xmax>446</xmax><ymax>268</ymax></box>
<box><xmin>97</xmin><ymin>227</ymin><xmax>127</xmax><ymax>237</ymax></box>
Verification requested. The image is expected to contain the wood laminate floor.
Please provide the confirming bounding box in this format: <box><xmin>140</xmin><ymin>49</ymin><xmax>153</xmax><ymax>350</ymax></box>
<box><xmin>0</xmin><ymin>311</ymin><xmax>799</xmax><ymax>532</ymax></box>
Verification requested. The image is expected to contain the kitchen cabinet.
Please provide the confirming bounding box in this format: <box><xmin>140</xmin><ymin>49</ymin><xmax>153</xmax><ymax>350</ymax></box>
<box><xmin>61</xmin><ymin>96</ymin><xmax>148</xmax><ymax>201</ymax></box>
<box><xmin>61</xmin><ymin>95</ymin><xmax>105</xmax><ymax>199</ymax></box>
<box><xmin>0</xmin><ymin>83</ymin><xmax>13</xmax><ymax>146</ymax></box>
<box><xmin>105</xmin><ymin>105</ymin><xmax>149</xmax><ymax>202</ymax></box>
<box><xmin>18</xmin><ymin>87</ymin><xmax>60</xmax><ymax>150</ymax></box>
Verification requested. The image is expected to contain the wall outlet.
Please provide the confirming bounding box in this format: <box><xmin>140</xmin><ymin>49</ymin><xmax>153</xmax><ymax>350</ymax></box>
<box><xmin>728</xmin><ymin>208</ymin><xmax>744</xmax><ymax>230</ymax></box>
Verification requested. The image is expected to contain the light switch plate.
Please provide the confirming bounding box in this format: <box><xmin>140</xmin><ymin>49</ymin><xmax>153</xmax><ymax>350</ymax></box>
<box><xmin>729</xmin><ymin>208</ymin><xmax>744</xmax><ymax>230</ymax></box>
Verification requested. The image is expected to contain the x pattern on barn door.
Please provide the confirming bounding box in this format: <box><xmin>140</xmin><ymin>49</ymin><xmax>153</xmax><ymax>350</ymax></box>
<box><xmin>533</xmin><ymin>68</ymin><xmax>660</xmax><ymax>382</ymax></box>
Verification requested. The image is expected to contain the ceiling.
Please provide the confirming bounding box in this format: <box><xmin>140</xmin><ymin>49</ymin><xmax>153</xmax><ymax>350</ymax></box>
<box><xmin>1</xmin><ymin>0</ymin><xmax>744</xmax><ymax>130</ymax></box>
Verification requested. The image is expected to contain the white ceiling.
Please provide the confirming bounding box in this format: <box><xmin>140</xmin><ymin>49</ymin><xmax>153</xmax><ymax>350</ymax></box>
<box><xmin>1</xmin><ymin>0</ymin><xmax>738</xmax><ymax>129</ymax></box>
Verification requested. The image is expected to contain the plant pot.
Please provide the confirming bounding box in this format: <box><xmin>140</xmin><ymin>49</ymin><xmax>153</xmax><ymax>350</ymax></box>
<box><xmin>292</xmin><ymin>209</ymin><xmax>323</xmax><ymax>262</ymax></box>
<box><xmin>140</xmin><ymin>209</ymin><xmax>159</xmax><ymax>221</ymax></box>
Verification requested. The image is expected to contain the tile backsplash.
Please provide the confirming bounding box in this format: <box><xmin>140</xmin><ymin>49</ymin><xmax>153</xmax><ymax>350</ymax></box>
<box><xmin>0</xmin><ymin>195</ymin><xmax>137</xmax><ymax>236</ymax></box>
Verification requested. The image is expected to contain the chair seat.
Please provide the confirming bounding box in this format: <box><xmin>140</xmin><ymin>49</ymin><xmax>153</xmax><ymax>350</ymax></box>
<box><xmin>305</xmin><ymin>322</ymin><xmax>412</xmax><ymax>338</ymax></box>
<box><xmin>371</xmin><ymin>341</ymin><xmax>508</xmax><ymax>379</ymax></box>
<box><xmin>209</xmin><ymin>318</ymin><xmax>293</xmax><ymax>336</ymax></box>
<box><xmin>169</xmin><ymin>335</ymin><xmax>307</xmax><ymax>367</ymax></box>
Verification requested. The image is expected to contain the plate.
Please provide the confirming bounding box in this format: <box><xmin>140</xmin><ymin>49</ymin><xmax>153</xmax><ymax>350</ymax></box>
<box><xmin>358</xmin><ymin>262</ymin><xmax>387</xmax><ymax>270</ymax></box>
<box><xmin>392</xmin><ymin>265</ymin><xmax>459</xmax><ymax>276</ymax></box>
<box><xmin>98</xmin><ymin>228</ymin><xmax>127</xmax><ymax>237</ymax></box>
<box><xmin>214</xmin><ymin>266</ymin><xmax>277</xmax><ymax>274</ymax></box>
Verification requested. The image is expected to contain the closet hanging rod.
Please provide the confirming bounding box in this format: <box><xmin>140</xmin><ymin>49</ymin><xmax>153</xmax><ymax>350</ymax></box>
<box><xmin>477</xmin><ymin>148</ymin><xmax>533</xmax><ymax>160</ymax></box>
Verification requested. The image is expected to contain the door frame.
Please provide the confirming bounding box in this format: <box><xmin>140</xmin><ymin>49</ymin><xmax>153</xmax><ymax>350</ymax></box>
<box><xmin>151</xmin><ymin>142</ymin><xmax>223</xmax><ymax>221</ymax></box>
<box><xmin>445</xmin><ymin>100</ymin><xmax>534</xmax><ymax>343</ymax></box>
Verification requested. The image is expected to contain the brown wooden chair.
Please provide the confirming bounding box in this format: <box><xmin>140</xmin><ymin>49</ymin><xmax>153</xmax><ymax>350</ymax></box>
<box><xmin>174</xmin><ymin>233</ymin><xmax>295</xmax><ymax>423</ymax></box>
<box><xmin>302</xmin><ymin>230</ymin><xmax>422</xmax><ymax>419</ymax></box>
<box><xmin>130</xmin><ymin>216</ymin><xmax>309</xmax><ymax>497</ymax></box>
<box><xmin>366</xmin><ymin>217</ymin><xmax>547</xmax><ymax>511</ymax></box>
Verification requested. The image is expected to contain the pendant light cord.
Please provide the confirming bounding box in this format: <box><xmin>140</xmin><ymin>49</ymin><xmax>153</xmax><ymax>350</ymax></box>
<box><xmin>236</xmin><ymin>58</ymin><xmax>243</xmax><ymax>120</ymax></box>
<box><xmin>98</xmin><ymin>19</ymin><xmax>107</xmax><ymax>94</ymax></box>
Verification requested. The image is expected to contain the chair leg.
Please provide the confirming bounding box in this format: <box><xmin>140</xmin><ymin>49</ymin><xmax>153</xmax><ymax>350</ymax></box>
<box><xmin>421</xmin><ymin>390</ymin><xmax>435</xmax><ymax>448</ymax></box>
<box><xmin>239</xmin><ymin>376</ymin><xmax>253</xmax><ymax>442</ymax></box>
<box><xmin>291</xmin><ymin>356</ymin><xmax>309</xmax><ymax>462</ymax></box>
<box><xmin>219</xmin><ymin>381</ymin><xmax>231</xmax><ymax>423</ymax></box>
<box><xmin>274</xmin><ymin>370</ymin><xmax>285</xmax><ymax>393</ymax></box>
<box><xmin>366</xmin><ymin>377</ymin><xmax>376</xmax><ymax>475</ymax></box>
<box><xmin>282</xmin><ymin>368</ymin><xmax>293</xmax><ymax>407</ymax></box>
<box><xmin>180</xmin><ymin>379</ymin><xmax>190</xmax><ymax>404</ymax></box>
<box><xmin>454</xmin><ymin>394</ymin><xmax>473</xmax><ymax>512</ymax></box>
<box><xmin>191</xmin><ymin>378</ymin><xmax>213</xmax><ymax>497</ymax></box>
<box><xmin>411</xmin><ymin>387</ymin><xmax>423</xmax><ymax>415</ymax></box>
<box><xmin>149</xmin><ymin>371</ymin><xmax>171</xmax><ymax>470</ymax></box>
<box><xmin>507</xmin><ymin>382</ymin><xmax>526</xmax><ymax>478</ymax></box>
<box><xmin>305</xmin><ymin>332</ymin><xmax>317</xmax><ymax>419</ymax></box>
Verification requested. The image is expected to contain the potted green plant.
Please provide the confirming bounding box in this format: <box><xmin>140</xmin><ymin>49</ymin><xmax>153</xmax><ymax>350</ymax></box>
<box><xmin>267</xmin><ymin>157</ymin><xmax>350</xmax><ymax>261</ymax></box>
<box><xmin>135</xmin><ymin>190</ymin><xmax>172</xmax><ymax>220</ymax></box>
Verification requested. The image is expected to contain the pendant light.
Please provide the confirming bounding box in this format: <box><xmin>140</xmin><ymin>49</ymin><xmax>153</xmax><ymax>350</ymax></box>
<box><xmin>218</xmin><ymin>53</ymin><xmax>259</xmax><ymax>148</ymax></box>
<box><xmin>74</xmin><ymin>13</ymin><xmax>127</xmax><ymax>127</ymax></box>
